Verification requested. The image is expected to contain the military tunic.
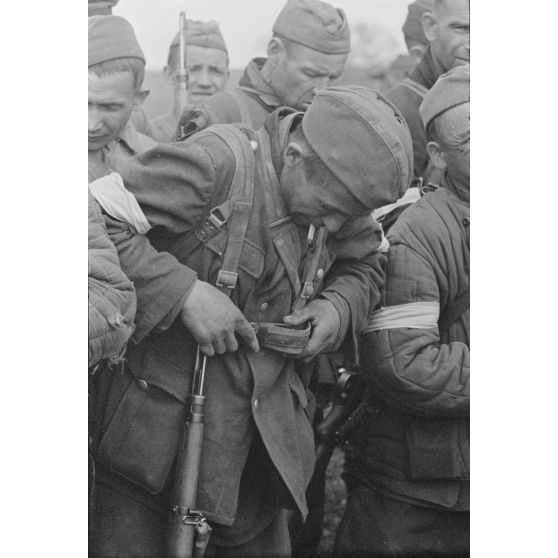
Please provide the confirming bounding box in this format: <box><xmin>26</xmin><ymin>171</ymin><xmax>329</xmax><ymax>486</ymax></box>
<box><xmin>91</xmin><ymin>111</ymin><xmax>387</xmax><ymax>553</ymax></box>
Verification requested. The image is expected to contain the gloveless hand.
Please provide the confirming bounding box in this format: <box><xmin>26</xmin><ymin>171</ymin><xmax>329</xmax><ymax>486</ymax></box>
<box><xmin>180</xmin><ymin>280</ymin><xmax>259</xmax><ymax>357</ymax></box>
<box><xmin>282</xmin><ymin>298</ymin><xmax>341</xmax><ymax>362</ymax></box>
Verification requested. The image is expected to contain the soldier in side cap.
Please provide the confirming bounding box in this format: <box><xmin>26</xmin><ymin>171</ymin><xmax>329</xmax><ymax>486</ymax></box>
<box><xmin>386</xmin><ymin>0</ymin><xmax>469</xmax><ymax>197</ymax></box>
<box><xmin>88</xmin><ymin>15</ymin><xmax>156</xmax><ymax>183</ymax></box>
<box><xmin>88</xmin><ymin>86</ymin><xmax>413</xmax><ymax>557</ymax></box>
<box><xmin>177</xmin><ymin>0</ymin><xmax>350</xmax><ymax>139</ymax></box>
<box><xmin>336</xmin><ymin>65</ymin><xmax>470</xmax><ymax>557</ymax></box>
<box><xmin>133</xmin><ymin>20</ymin><xmax>230</xmax><ymax>143</ymax></box>
<box><xmin>403</xmin><ymin>0</ymin><xmax>433</xmax><ymax>64</ymax></box>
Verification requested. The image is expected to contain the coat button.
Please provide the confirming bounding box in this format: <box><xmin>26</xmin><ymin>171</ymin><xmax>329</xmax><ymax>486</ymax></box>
<box><xmin>137</xmin><ymin>379</ymin><xmax>149</xmax><ymax>391</ymax></box>
<box><xmin>249</xmin><ymin>140</ymin><xmax>258</xmax><ymax>151</ymax></box>
<box><xmin>316</xmin><ymin>268</ymin><xmax>324</xmax><ymax>280</ymax></box>
<box><xmin>253</xmin><ymin>399</ymin><xmax>259</xmax><ymax>410</ymax></box>
<box><xmin>260</xmin><ymin>302</ymin><xmax>269</xmax><ymax>312</ymax></box>
<box><xmin>462</xmin><ymin>218</ymin><xmax>470</xmax><ymax>227</ymax></box>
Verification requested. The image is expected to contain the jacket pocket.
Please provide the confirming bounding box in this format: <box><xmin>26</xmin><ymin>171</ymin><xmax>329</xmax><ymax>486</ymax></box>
<box><xmin>96</xmin><ymin>344</ymin><xmax>190</xmax><ymax>494</ymax></box>
<box><xmin>404</xmin><ymin>418</ymin><xmax>469</xmax><ymax>481</ymax></box>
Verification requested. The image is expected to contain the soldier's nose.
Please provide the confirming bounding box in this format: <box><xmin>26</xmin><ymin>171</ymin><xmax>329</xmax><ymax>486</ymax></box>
<box><xmin>88</xmin><ymin>110</ymin><xmax>103</xmax><ymax>133</ymax></box>
<box><xmin>197</xmin><ymin>68</ymin><xmax>212</xmax><ymax>87</ymax></box>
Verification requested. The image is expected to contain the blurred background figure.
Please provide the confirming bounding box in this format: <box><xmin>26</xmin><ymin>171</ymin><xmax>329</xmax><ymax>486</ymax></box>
<box><xmin>402</xmin><ymin>0</ymin><xmax>433</xmax><ymax>64</ymax></box>
<box><xmin>88</xmin><ymin>0</ymin><xmax>119</xmax><ymax>17</ymax></box>
<box><xmin>387</xmin><ymin>0</ymin><xmax>470</xmax><ymax>185</ymax></box>
<box><xmin>145</xmin><ymin>20</ymin><xmax>230</xmax><ymax>143</ymax></box>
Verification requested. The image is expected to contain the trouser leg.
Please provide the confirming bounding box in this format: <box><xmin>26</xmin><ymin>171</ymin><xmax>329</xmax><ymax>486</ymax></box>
<box><xmin>334</xmin><ymin>484</ymin><xmax>469</xmax><ymax>557</ymax></box>
<box><xmin>92</xmin><ymin>475</ymin><xmax>167</xmax><ymax>558</ymax></box>
<box><xmin>206</xmin><ymin>510</ymin><xmax>291</xmax><ymax>558</ymax></box>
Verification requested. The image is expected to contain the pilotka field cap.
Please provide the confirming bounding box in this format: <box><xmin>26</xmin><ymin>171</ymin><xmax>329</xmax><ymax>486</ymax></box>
<box><xmin>88</xmin><ymin>15</ymin><xmax>145</xmax><ymax>67</ymax></box>
<box><xmin>302</xmin><ymin>86</ymin><xmax>414</xmax><ymax>210</ymax></box>
<box><xmin>402</xmin><ymin>0</ymin><xmax>433</xmax><ymax>46</ymax></box>
<box><xmin>272</xmin><ymin>0</ymin><xmax>350</xmax><ymax>54</ymax></box>
<box><xmin>169</xmin><ymin>20</ymin><xmax>228</xmax><ymax>53</ymax></box>
<box><xmin>420</xmin><ymin>64</ymin><xmax>470</xmax><ymax>130</ymax></box>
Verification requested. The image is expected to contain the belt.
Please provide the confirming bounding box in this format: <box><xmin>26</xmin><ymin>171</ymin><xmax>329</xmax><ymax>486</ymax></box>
<box><xmin>251</xmin><ymin>322</ymin><xmax>311</xmax><ymax>355</ymax></box>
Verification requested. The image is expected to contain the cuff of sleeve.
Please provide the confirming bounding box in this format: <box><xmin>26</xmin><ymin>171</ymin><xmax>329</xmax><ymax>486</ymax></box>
<box><xmin>155</xmin><ymin>277</ymin><xmax>198</xmax><ymax>333</ymax></box>
<box><xmin>132</xmin><ymin>267</ymin><xmax>198</xmax><ymax>343</ymax></box>
<box><xmin>319</xmin><ymin>291</ymin><xmax>350</xmax><ymax>350</ymax></box>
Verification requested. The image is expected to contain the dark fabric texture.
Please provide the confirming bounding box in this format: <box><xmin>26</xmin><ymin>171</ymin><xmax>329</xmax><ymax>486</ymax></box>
<box><xmin>88</xmin><ymin>192</ymin><xmax>136</xmax><ymax>367</ymax></box>
<box><xmin>93</xmin><ymin>439</ymin><xmax>292</xmax><ymax>557</ymax></box>
<box><xmin>347</xmin><ymin>183</ymin><xmax>470</xmax><ymax>509</ymax></box>
<box><xmin>96</xmin><ymin>114</ymin><xmax>386</xmax><ymax>535</ymax></box>
<box><xmin>386</xmin><ymin>45</ymin><xmax>444</xmax><ymax>180</ymax></box>
<box><xmin>334</xmin><ymin>485</ymin><xmax>469</xmax><ymax>557</ymax></box>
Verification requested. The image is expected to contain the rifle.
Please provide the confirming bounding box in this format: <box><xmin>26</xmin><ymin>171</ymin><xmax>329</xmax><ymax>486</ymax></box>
<box><xmin>175</xmin><ymin>12</ymin><xmax>189</xmax><ymax>117</ymax></box>
<box><xmin>292</xmin><ymin>366</ymin><xmax>366</xmax><ymax>558</ymax></box>
<box><xmin>166</xmin><ymin>347</ymin><xmax>212</xmax><ymax>558</ymax></box>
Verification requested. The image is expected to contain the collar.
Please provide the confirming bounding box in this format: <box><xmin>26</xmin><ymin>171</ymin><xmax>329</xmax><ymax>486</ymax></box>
<box><xmin>410</xmin><ymin>45</ymin><xmax>446</xmax><ymax>90</ymax></box>
<box><xmin>262</xmin><ymin>107</ymin><xmax>302</xmax><ymax>180</ymax></box>
<box><xmin>238</xmin><ymin>58</ymin><xmax>283</xmax><ymax>110</ymax></box>
<box><xmin>117</xmin><ymin>119</ymin><xmax>145</xmax><ymax>154</ymax></box>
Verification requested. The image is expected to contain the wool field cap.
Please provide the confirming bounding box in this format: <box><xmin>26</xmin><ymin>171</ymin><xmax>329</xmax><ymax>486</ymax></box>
<box><xmin>88</xmin><ymin>15</ymin><xmax>145</xmax><ymax>67</ymax></box>
<box><xmin>88</xmin><ymin>0</ymin><xmax>119</xmax><ymax>16</ymax></box>
<box><xmin>302</xmin><ymin>86</ymin><xmax>414</xmax><ymax>210</ymax></box>
<box><xmin>402</xmin><ymin>0</ymin><xmax>433</xmax><ymax>46</ymax></box>
<box><xmin>272</xmin><ymin>0</ymin><xmax>350</xmax><ymax>54</ymax></box>
<box><xmin>420</xmin><ymin>64</ymin><xmax>470</xmax><ymax>130</ymax></box>
<box><xmin>169</xmin><ymin>20</ymin><xmax>228</xmax><ymax>53</ymax></box>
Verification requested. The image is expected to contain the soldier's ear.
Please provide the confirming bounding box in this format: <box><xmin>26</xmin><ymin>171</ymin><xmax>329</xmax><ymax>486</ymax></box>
<box><xmin>409</xmin><ymin>45</ymin><xmax>426</xmax><ymax>64</ymax></box>
<box><xmin>285</xmin><ymin>142</ymin><xmax>304</xmax><ymax>167</ymax></box>
<box><xmin>135</xmin><ymin>89</ymin><xmax>150</xmax><ymax>106</ymax></box>
<box><xmin>267</xmin><ymin>37</ymin><xmax>285</xmax><ymax>64</ymax></box>
<box><xmin>422</xmin><ymin>12</ymin><xmax>438</xmax><ymax>43</ymax></box>
<box><xmin>163</xmin><ymin>65</ymin><xmax>176</xmax><ymax>86</ymax></box>
<box><xmin>426</xmin><ymin>141</ymin><xmax>447</xmax><ymax>171</ymax></box>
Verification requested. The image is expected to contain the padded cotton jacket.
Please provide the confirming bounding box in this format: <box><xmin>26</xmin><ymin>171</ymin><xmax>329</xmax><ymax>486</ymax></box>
<box><xmin>347</xmin><ymin>182</ymin><xmax>470</xmax><ymax>510</ymax></box>
<box><xmin>88</xmin><ymin>191</ymin><xmax>136</xmax><ymax>367</ymax></box>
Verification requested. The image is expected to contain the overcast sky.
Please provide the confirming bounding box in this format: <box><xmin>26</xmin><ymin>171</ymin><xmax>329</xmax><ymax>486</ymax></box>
<box><xmin>115</xmin><ymin>0</ymin><xmax>411</xmax><ymax>69</ymax></box>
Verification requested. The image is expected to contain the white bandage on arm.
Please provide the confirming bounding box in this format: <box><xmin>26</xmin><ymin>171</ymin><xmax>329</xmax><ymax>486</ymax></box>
<box><xmin>88</xmin><ymin>172</ymin><xmax>152</xmax><ymax>234</ymax></box>
<box><xmin>364</xmin><ymin>301</ymin><xmax>440</xmax><ymax>332</ymax></box>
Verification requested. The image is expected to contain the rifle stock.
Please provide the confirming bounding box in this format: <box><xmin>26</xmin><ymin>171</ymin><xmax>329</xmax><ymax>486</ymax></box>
<box><xmin>166</xmin><ymin>349</ymin><xmax>211</xmax><ymax>558</ymax></box>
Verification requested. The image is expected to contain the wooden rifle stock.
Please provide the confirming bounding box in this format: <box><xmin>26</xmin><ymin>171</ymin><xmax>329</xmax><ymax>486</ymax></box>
<box><xmin>166</xmin><ymin>347</ymin><xmax>210</xmax><ymax>558</ymax></box>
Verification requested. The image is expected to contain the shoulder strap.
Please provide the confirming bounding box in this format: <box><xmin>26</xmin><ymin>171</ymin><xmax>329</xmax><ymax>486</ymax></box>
<box><xmin>438</xmin><ymin>289</ymin><xmax>469</xmax><ymax>336</ymax></box>
<box><xmin>226</xmin><ymin>89</ymin><xmax>254</xmax><ymax>129</ymax></box>
<box><xmin>209</xmin><ymin>126</ymin><xmax>256</xmax><ymax>296</ymax></box>
<box><xmin>399</xmin><ymin>76</ymin><xmax>429</xmax><ymax>99</ymax></box>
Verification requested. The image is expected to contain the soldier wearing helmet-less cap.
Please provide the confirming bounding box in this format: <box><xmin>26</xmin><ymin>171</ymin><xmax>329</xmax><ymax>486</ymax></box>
<box><xmin>382</xmin><ymin>0</ymin><xmax>469</xmax><ymax>223</ymax></box>
<box><xmin>336</xmin><ymin>65</ymin><xmax>470</xmax><ymax>557</ymax></box>
<box><xmin>177</xmin><ymin>0</ymin><xmax>350</xmax><ymax>139</ymax></box>
<box><xmin>132</xmin><ymin>20</ymin><xmax>231</xmax><ymax>143</ymax></box>
<box><xmin>88</xmin><ymin>15</ymin><xmax>156</xmax><ymax>183</ymax></box>
<box><xmin>88</xmin><ymin>87</ymin><xmax>413</xmax><ymax>557</ymax></box>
